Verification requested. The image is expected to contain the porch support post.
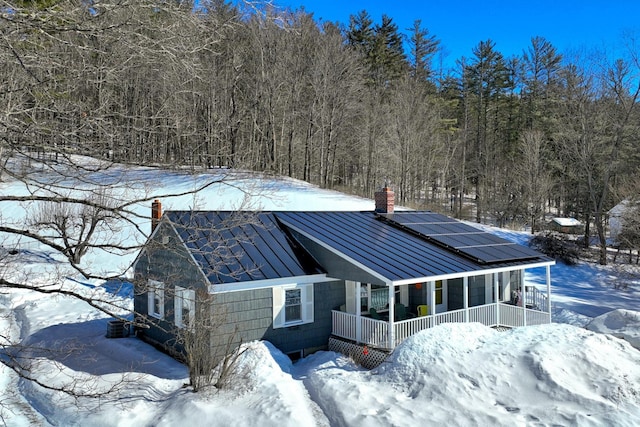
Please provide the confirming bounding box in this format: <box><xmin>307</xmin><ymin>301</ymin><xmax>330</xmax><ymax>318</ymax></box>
<box><xmin>355</xmin><ymin>282</ymin><xmax>362</xmax><ymax>343</ymax></box>
<box><xmin>546</xmin><ymin>265</ymin><xmax>552</xmax><ymax>323</ymax></box>
<box><xmin>429</xmin><ymin>281</ymin><xmax>435</xmax><ymax>315</ymax></box>
<box><xmin>388</xmin><ymin>283</ymin><xmax>395</xmax><ymax>349</ymax></box>
<box><xmin>522</xmin><ymin>269</ymin><xmax>527</xmax><ymax>327</ymax></box>
<box><xmin>463</xmin><ymin>276</ymin><xmax>469</xmax><ymax>323</ymax></box>
<box><xmin>494</xmin><ymin>273</ymin><xmax>500</xmax><ymax>326</ymax></box>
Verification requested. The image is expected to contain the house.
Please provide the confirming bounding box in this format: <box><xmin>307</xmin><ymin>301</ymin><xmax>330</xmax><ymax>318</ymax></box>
<box><xmin>608</xmin><ymin>199</ymin><xmax>639</xmax><ymax>243</ymax></box>
<box><xmin>132</xmin><ymin>187</ymin><xmax>554</xmax><ymax>365</ymax></box>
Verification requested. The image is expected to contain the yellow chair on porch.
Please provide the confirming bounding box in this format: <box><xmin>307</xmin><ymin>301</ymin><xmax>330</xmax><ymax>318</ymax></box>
<box><xmin>417</xmin><ymin>305</ymin><xmax>429</xmax><ymax>317</ymax></box>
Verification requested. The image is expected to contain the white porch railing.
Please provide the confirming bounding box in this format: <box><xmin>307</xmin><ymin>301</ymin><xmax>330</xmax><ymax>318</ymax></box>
<box><xmin>525</xmin><ymin>286</ymin><xmax>549</xmax><ymax>312</ymax></box>
<box><xmin>332</xmin><ymin>309</ymin><xmax>357</xmax><ymax>339</ymax></box>
<box><xmin>362</xmin><ymin>316</ymin><xmax>389</xmax><ymax>348</ymax></box>
<box><xmin>332</xmin><ymin>311</ymin><xmax>392</xmax><ymax>348</ymax></box>
<box><xmin>332</xmin><ymin>302</ymin><xmax>551</xmax><ymax>350</ymax></box>
<box><xmin>469</xmin><ymin>304</ymin><xmax>497</xmax><ymax>325</ymax></box>
<box><xmin>498</xmin><ymin>303</ymin><xmax>551</xmax><ymax>327</ymax></box>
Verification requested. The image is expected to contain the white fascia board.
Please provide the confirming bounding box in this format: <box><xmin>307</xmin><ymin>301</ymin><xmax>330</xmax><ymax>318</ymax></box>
<box><xmin>276</xmin><ymin>219</ymin><xmax>556</xmax><ymax>289</ymax></box>
<box><xmin>277</xmin><ymin>219</ymin><xmax>392</xmax><ymax>284</ymax></box>
<box><xmin>209</xmin><ymin>273</ymin><xmax>331</xmax><ymax>294</ymax></box>
<box><xmin>390</xmin><ymin>259</ymin><xmax>556</xmax><ymax>287</ymax></box>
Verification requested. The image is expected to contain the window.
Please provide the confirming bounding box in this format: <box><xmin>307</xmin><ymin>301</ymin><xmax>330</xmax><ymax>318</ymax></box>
<box><xmin>369</xmin><ymin>285</ymin><xmax>388</xmax><ymax>310</ymax></box>
<box><xmin>175</xmin><ymin>286</ymin><xmax>195</xmax><ymax>329</ymax></box>
<box><xmin>273</xmin><ymin>284</ymin><xmax>314</xmax><ymax>328</ymax></box>
<box><xmin>360</xmin><ymin>283</ymin><xmax>368</xmax><ymax>311</ymax></box>
<box><xmin>147</xmin><ymin>280</ymin><xmax>165</xmax><ymax>319</ymax></box>
<box><xmin>285</xmin><ymin>288</ymin><xmax>302</xmax><ymax>322</ymax></box>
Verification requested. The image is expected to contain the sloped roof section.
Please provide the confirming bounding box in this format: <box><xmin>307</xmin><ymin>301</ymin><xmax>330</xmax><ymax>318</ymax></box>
<box><xmin>378</xmin><ymin>211</ymin><xmax>544</xmax><ymax>264</ymax></box>
<box><xmin>166</xmin><ymin>211</ymin><xmax>323</xmax><ymax>285</ymax></box>
<box><xmin>552</xmin><ymin>217</ymin><xmax>582</xmax><ymax>227</ymax></box>
<box><xmin>275</xmin><ymin>211</ymin><xmax>552</xmax><ymax>284</ymax></box>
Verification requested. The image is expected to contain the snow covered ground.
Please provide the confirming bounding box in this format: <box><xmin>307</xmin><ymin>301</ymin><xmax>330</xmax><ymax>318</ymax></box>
<box><xmin>1</xmin><ymin>164</ymin><xmax>640</xmax><ymax>426</ymax></box>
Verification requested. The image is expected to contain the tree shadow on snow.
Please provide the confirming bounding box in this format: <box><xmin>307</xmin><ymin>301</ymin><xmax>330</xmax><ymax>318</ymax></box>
<box><xmin>15</xmin><ymin>318</ymin><xmax>187</xmax><ymax>380</ymax></box>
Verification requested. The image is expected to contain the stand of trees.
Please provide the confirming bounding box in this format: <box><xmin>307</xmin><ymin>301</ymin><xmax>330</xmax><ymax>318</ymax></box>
<box><xmin>1</xmin><ymin>1</ymin><xmax>640</xmax><ymax>260</ymax></box>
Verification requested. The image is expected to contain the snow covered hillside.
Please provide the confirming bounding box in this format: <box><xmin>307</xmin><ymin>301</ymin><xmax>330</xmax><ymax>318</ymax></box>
<box><xmin>1</xmin><ymin>164</ymin><xmax>640</xmax><ymax>426</ymax></box>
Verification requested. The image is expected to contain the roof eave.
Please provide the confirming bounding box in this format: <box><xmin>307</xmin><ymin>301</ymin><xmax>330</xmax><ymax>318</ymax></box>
<box><xmin>209</xmin><ymin>273</ymin><xmax>331</xmax><ymax>293</ymax></box>
<box><xmin>389</xmin><ymin>258</ymin><xmax>556</xmax><ymax>287</ymax></box>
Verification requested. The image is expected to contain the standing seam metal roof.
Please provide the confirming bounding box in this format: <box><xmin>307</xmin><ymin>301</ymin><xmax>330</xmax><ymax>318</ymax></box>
<box><xmin>164</xmin><ymin>210</ymin><xmax>552</xmax><ymax>286</ymax></box>
<box><xmin>281</xmin><ymin>212</ymin><xmax>471</xmax><ymax>278</ymax></box>
<box><xmin>166</xmin><ymin>211</ymin><xmax>320</xmax><ymax>284</ymax></box>
<box><xmin>274</xmin><ymin>211</ymin><xmax>552</xmax><ymax>283</ymax></box>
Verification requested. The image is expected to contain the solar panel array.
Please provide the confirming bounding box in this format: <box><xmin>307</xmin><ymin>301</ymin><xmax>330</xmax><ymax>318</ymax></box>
<box><xmin>378</xmin><ymin>212</ymin><xmax>542</xmax><ymax>264</ymax></box>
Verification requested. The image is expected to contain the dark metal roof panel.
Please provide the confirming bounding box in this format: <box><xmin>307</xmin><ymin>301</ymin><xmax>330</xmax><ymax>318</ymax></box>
<box><xmin>274</xmin><ymin>212</ymin><xmax>473</xmax><ymax>281</ymax></box>
<box><xmin>378</xmin><ymin>211</ymin><xmax>544</xmax><ymax>264</ymax></box>
<box><xmin>275</xmin><ymin>211</ymin><xmax>551</xmax><ymax>282</ymax></box>
<box><xmin>166</xmin><ymin>211</ymin><xmax>318</xmax><ymax>284</ymax></box>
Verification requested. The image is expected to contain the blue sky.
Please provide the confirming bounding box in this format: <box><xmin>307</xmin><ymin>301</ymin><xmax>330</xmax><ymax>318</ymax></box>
<box><xmin>271</xmin><ymin>0</ymin><xmax>640</xmax><ymax>68</ymax></box>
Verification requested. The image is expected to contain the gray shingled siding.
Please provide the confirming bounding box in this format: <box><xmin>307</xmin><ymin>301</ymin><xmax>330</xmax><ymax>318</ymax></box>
<box><xmin>133</xmin><ymin>223</ymin><xmax>209</xmax><ymax>352</ymax></box>
<box><xmin>135</xmin><ymin>221</ymin><xmax>346</xmax><ymax>362</ymax></box>
<box><xmin>209</xmin><ymin>280</ymin><xmax>344</xmax><ymax>358</ymax></box>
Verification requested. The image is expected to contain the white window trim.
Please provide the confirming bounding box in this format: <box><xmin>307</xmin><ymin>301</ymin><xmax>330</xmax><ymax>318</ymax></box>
<box><xmin>273</xmin><ymin>284</ymin><xmax>314</xmax><ymax>329</ymax></box>
<box><xmin>175</xmin><ymin>286</ymin><xmax>195</xmax><ymax>329</ymax></box>
<box><xmin>148</xmin><ymin>279</ymin><xmax>165</xmax><ymax>319</ymax></box>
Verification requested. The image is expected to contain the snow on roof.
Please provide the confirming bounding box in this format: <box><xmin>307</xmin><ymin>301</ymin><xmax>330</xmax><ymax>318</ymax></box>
<box><xmin>609</xmin><ymin>199</ymin><xmax>640</xmax><ymax>216</ymax></box>
<box><xmin>552</xmin><ymin>217</ymin><xmax>581</xmax><ymax>226</ymax></box>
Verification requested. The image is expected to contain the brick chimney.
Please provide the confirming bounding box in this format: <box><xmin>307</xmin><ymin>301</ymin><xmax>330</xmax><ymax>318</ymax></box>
<box><xmin>151</xmin><ymin>199</ymin><xmax>162</xmax><ymax>233</ymax></box>
<box><xmin>374</xmin><ymin>184</ymin><xmax>394</xmax><ymax>213</ymax></box>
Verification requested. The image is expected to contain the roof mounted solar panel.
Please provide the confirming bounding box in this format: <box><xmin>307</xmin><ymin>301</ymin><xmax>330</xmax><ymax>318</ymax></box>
<box><xmin>377</xmin><ymin>211</ymin><xmax>542</xmax><ymax>264</ymax></box>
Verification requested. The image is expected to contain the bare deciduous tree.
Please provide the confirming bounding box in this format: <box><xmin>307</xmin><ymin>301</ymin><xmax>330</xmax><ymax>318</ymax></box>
<box><xmin>177</xmin><ymin>290</ymin><xmax>248</xmax><ymax>392</ymax></box>
<box><xmin>515</xmin><ymin>130</ymin><xmax>553</xmax><ymax>233</ymax></box>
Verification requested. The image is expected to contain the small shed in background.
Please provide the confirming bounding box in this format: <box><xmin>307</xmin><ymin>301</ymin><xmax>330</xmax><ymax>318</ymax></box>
<box><xmin>550</xmin><ymin>217</ymin><xmax>583</xmax><ymax>234</ymax></box>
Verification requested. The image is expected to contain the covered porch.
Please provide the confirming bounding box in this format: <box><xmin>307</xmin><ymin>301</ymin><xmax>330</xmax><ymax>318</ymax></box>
<box><xmin>331</xmin><ymin>266</ymin><xmax>552</xmax><ymax>350</ymax></box>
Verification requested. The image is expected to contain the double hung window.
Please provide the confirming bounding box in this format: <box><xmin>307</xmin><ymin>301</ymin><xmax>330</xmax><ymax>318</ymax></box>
<box><xmin>175</xmin><ymin>286</ymin><xmax>195</xmax><ymax>329</ymax></box>
<box><xmin>273</xmin><ymin>284</ymin><xmax>314</xmax><ymax>328</ymax></box>
<box><xmin>148</xmin><ymin>279</ymin><xmax>165</xmax><ymax>319</ymax></box>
